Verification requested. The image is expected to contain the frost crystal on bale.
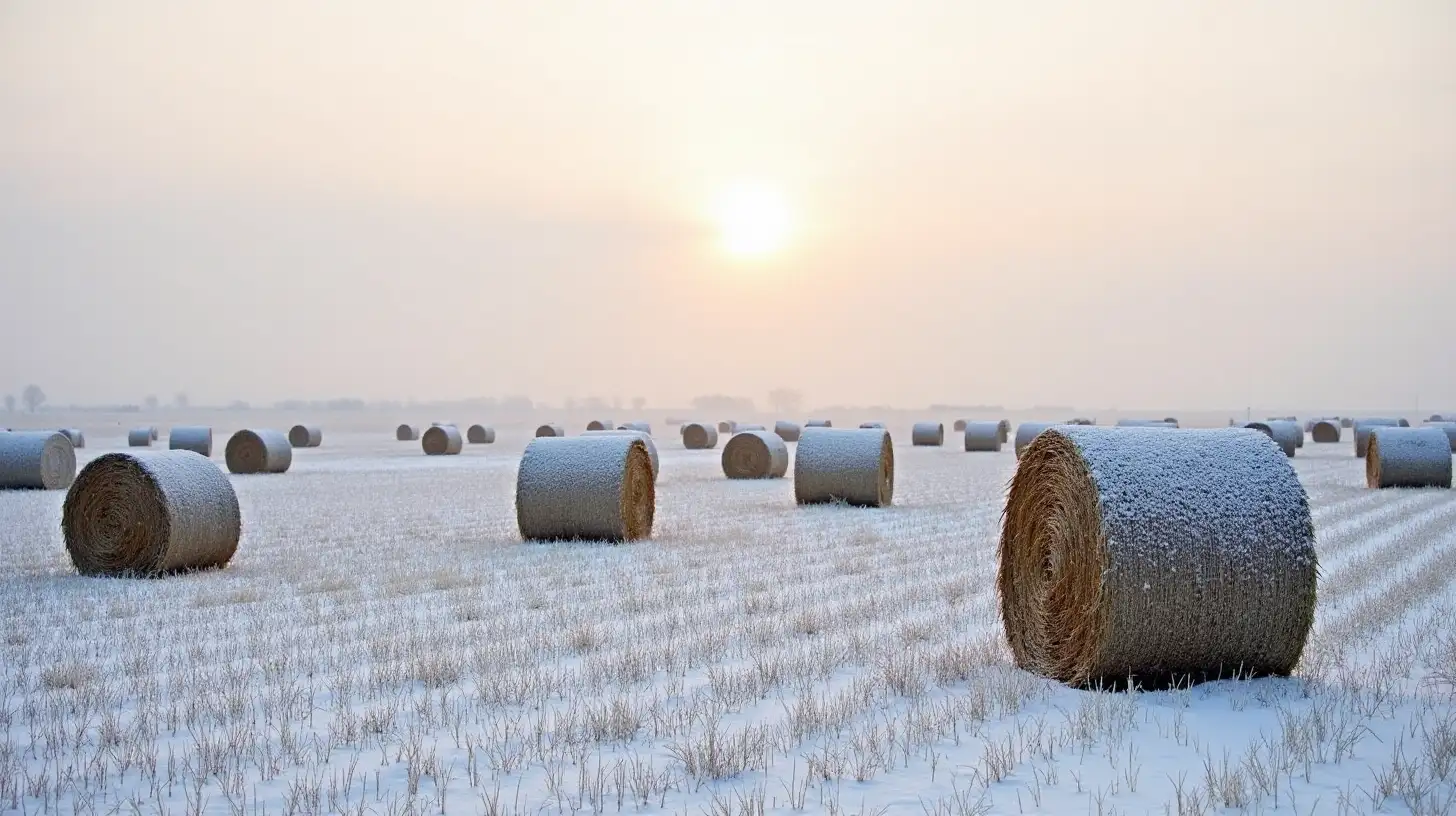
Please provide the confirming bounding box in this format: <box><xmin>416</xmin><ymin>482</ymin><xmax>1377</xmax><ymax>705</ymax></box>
<box><xmin>63</xmin><ymin>450</ymin><xmax>241</xmax><ymax>576</ymax></box>
<box><xmin>721</xmin><ymin>430</ymin><xmax>788</xmax><ymax>479</ymax></box>
<box><xmin>225</xmin><ymin>429</ymin><xmax>293</xmax><ymax>474</ymax></box>
<box><xmin>288</xmin><ymin>425</ymin><xmax>322</xmax><ymax>448</ymax></box>
<box><xmin>515</xmin><ymin>436</ymin><xmax>654</xmax><ymax>542</ymax></box>
<box><xmin>1242</xmin><ymin>421</ymin><xmax>1299</xmax><ymax>458</ymax></box>
<box><xmin>1353</xmin><ymin>418</ymin><xmax>1403</xmax><ymax>458</ymax></box>
<box><xmin>127</xmin><ymin>427</ymin><xmax>153</xmax><ymax>447</ymax></box>
<box><xmin>1014</xmin><ymin>422</ymin><xmax>1062</xmax><ymax>458</ymax></box>
<box><xmin>168</xmin><ymin>426</ymin><xmax>213</xmax><ymax>457</ymax></box>
<box><xmin>582</xmin><ymin>430</ymin><xmax>658</xmax><ymax>480</ymax></box>
<box><xmin>681</xmin><ymin>422</ymin><xmax>719</xmax><ymax>450</ymax></box>
<box><xmin>0</xmin><ymin>431</ymin><xmax>76</xmax><ymax>490</ymax></box>
<box><xmin>617</xmin><ymin>421</ymin><xmax>652</xmax><ymax>435</ymax></box>
<box><xmin>535</xmin><ymin>424</ymin><xmax>565</xmax><ymax>438</ymax></box>
<box><xmin>585</xmin><ymin>419</ymin><xmax>614</xmax><ymax>431</ymax></box>
<box><xmin>466</xmin><ymin>424</ymin><xmax>495</xmax><ymax>444</ymax></box>
<box><xmin>794</xmin><ymin>427</ymin><xmax>894</xmax><ymax>507</ymax></box>
<box><xmin>911</xmin><ymin>422</ymin><xmax>944</xmax><ymax>447</ymax></box>
<box><xmin>1311</xmin><ymin>419</ymin><xmax>1341</xmax><ymax>443</ymax></box>
<box><xmin>963</xmin><ymin>421</ymin><xmax>1002</xmax><ymax>452</ymax></box>
<box><xmin>774</xmin><ymin>421</ymin><xmax>801</xmax><ymax>442</ymax></box>
<box><xmin>999</xmin><ymin>426</ymin><xmax>1316</xmax><ymax>687</ymax></box>
<box><xmin>422</xmin><ymin>425</ymin><xmax>463</xmax><ymax>456</ymax></box>
<box><xmin>395</xmin><ymin>424</ymin><xmax>420</xmax><ymax>441</ymax></box>
<box><xmin>1366</xmin><ymin>427</ymin><xmax>1452</xmax><ymax>489</ymax></box>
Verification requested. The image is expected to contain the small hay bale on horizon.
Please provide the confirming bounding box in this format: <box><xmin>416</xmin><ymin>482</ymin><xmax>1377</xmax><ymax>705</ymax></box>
<box><xmin>127</xmin><ymin>427</ymin><xmax>153</xmax><ymax>447</ymax></box>
<box><xmin>288</xmin><ymin>425</ymin><xmax>323</xmax><ymax>448</ymax></box>
<box><xmin>467</xmin><ymin>424</ymin><xmax>495</xmax><ymax>444</ymax></box>
<box><xmin>998</xmin><ymin>419</ymin><xmax>1011</xmax><ymax>444</ymax></box>
<box><xmin>953</xmin><ymin>419</ymin><xmax>967</xmax><ymax>432</ymax></box>
<box><xmin>911</xmin><ymin>422</ymin><xmax>944</xmax><ymax>446</ymax></box>
<box><xmin>225</xmin><ymin>429</ymin><xmax>293</xmax><ymax>474</ymax></box>
<box><xmin>805</xmin><ymin>419</ymin><xmax>832</xmax><ymax>428</ymax></box>
<box><xmin>586</xmin><ymin>419</ymin><xmax>614</xmax><ymax>431</ymax></box>
<box><xmin>1311</xmin><ymin>420</ymin><xmax>1341</xmax><ymax>443</ymax></box>
<box><xmin>423</xmin><ymin>425</ymin><xmax>464</xmax><ymax>455</ymax></box>
<box><xmin>794</xmin><ymin>427</ymin><xmax>893</xmax><ymax>507</ymax></box>
<box><xmin>0</xmin><ymin>431</ymin><xmax>76</xmax><ymax>490</ymax></box>
<box><xmin>774</xmin><ymin>421</ymin><xmax>802</xmax><ymax>442</ymax></box>
<box><xmin>516</xmin><ymin>435</ymin><xmax>655</xmax><ymax>542</ymax></box>
<box><xmin>395</xmin><ymin>424</ymin><xmax>420</xmax><ymax>441</ymax></box>
<box><xmin>1366</xmin><ymin>427</ymin><xmax>1452</xmax><ymax>489</ymax></box>
<box><xmin>681</xmin><ymin>422</ymin><xmax>719</xmax><ymax>450</ymax></box>
<box><xmin>859</xmin><ymin>421</ymin><xmax>885</xmax><ymax>429</ymax></box>
<box><xmin>721</xmin><ymin>430</ymin><xmax>789</xmax><ymax>479</ymax></box>
<box><xmin>617</xmin><ymin>421</ymin><xmax>652</xmax><ymax>435</ymax></box>
<box><xmin>963</xmin><ymin>421</ymin><xmax>1002</xmax><ymax>452</ymax></box>
<box><xmin>718</xmin><ymin>421</ymin><xmax>736</xmax><ymax>435</ymax></box>
<box><xmin>535</xmin><ymin>423</ymin><xmax>566</xmax><ymax>438</ymax></box>
<box><xmin>169</xmin><ymin>426</ymin><xmax>213</xmax><ymax>457</ymax></box>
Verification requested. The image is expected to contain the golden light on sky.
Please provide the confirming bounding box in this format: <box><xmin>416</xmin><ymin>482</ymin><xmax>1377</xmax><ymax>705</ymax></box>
<box><xmin>712</xmin><ymin>181</ymin><xmax>795</xmax><ymax>261</ymax></box>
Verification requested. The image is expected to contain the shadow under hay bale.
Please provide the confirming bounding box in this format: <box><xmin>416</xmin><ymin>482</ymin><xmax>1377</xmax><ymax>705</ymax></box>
<box><xmin>999</xmin><ymin>426</ymin><xmax>1316</xmax><ymax>688</ymax></box>
<box><xmin>1366</xmin><ymin>427</ymin><xmax>1452</xmax><ymax>489</ymax></box>
<box><xmin>1311</xmin><ymin>420</ymin><xmax>1341</xmax><ymax>443</ymax></box>
<box><xmin>288</xmin><ymin>425</ymin><xmax>323</xmax><ymax>448</ymax></box>
<box><xmin>774</xmin><ymin>421</ymin><xmax>801</xmax><ymax>442</ymax></box>
<box><xmin>395</xmin><ymin>424</ymin><xmax>420</xmax><ymax>441</ymax></box>
<box><xmin>582</xmin><ymin>430</ymin><xmax>658</xmax><ymax>479</ymax></box>
<box><xmin>63</xmin><ymin>451</ymin><xmax>241</xmax><ymax>576</ymax></box>
<box><xmin>225</xmin><ymin>429</ymin><xmax>293</xmax><ymax>474</ymax></box>
<box><xmin>681</xmin><ymin>422</ymin><xmax>719</xmax><ymax>450</ymax></box>
<box><xmin>794</xmin><ymin>427</ymin><xmax>894</xmax><ymax>507</ymax></box>
<box><xmin>516</xmin><ymin>435</ymin><xmax>655</xmax><ymax>542</ymax></box>
<box><xmin>911</xmin><ymin>422</ymin><xmax>944</xmax><ymax>446</ymax></box>
<box><xmin>721</xmin><ymin>430</ymin><xmax>789</xmax><ymax>479</ymax></box>
<box><xmin>127</xmin><ymin>427</ymin><xmax>153</xmax><ymax>447</ymax></box>
<box><xmin>168</xmin><ymin>426</ymin><xmax>213</xmax><ymax>457</ymax></box>
<box><xmin>0</xmin><ymin>431</ymin><xmax>76</xmax><ymax>490</ymax></box>
<box><xmin>467</xmin><ymin>425</ymin><xmax>495</xmax><ymax>444</ymax></box>
<box><xmin>535</xmin><ymin>423</ymin><xmax>565</xmax><ymax>438</ymax></box>
<box><xmin>1354</xmin><ymin>418</ymin><xmax>1403</xmax><ymax>458</ymax></box>
<box><xmin>963</xmin><ymin>421</ymin><xmax>1002</xmax><ymax>452</ymax></box>
<box><xmin>422</xmin><ymin>425</ymin><xmax>463</xmax><ymax>456</ymax></box>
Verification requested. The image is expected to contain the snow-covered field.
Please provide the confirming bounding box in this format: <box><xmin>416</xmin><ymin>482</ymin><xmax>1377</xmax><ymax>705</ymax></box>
<box><xmin>1</xmin><ymin>430</ymin><xmax>1455</xmax><ymax>815</ymax></box>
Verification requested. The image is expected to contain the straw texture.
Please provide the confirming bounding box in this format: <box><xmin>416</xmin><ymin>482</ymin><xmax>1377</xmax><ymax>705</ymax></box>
<box><xmin>224</xmin><ymin>429</ymin><xmax>293</xmax><ymax>474</ymax></box>
<box><xmin>516</xmin><ymin>436</ymin><xmax>655</xmax><ymax>542</ymax></box>
<box><xmin>62</xmin><ymin>451</ymin><xmax>241</xmax><ymax>576</ymax></box>
<box><xmin>467</xmin><ymin>425</ymin><xmax>496</xmax><ymax>444</ymax></box>
<box><xmin>1354</xmin><ymin>418</ymin><xmax>1403</xmax><ymax>457</ymax></box>
<box><xmin>535</xmin><ymin>424</ymin><xmax>565</xmax><ymax>438</ymax></box>
<box><xmin>395</xmin><ymin>424</ymin><xmax>420</xmax><ymax>441</ymax></box>
<box><xmin>963</xmin><ymin>421</ymin><xmax>1002</xmax><ymax>452</ymax></box>
<box><xmin>999</xmin><ymin>426</ymin><xmax>1317</xmax><ymax>687</ymax></box>
<box><xmin>288</xmin><ymin>425</ymin><xmax>323</xmax><ymax>448</ymax></box>
<box><xmin>681</xmin><ymin>422</ymin><xmax>719</xmax><ymax>450</ymax></box>
<box><xmin>911</xmin><ymin>422</ymin><xmax>945</xmax><ymax>446</ymax></box>
<box><xmin>0</xmin><ymin>431</ymin><xmax>77</xmax><ymax>490</ymax></box>
<box><xmin>1311</xmin><ymin>420</ymin><xmax>1341</xmax><ymax>443</ymax></box>
<box><xmin>794</xmin><ymin>427</ymin><xmax>894</xmax><ymax>507</ymax></box>
<box><xmin>721</xmin><ymin>430</ymin><xmax>789</xmax><ymax>479</ymax></box>
<box><xmin>168</xmin><ymin>426</ymin><xmax>213</xmax><ymax>457</ymax></box>
<box><xmin>422</xmin><ymin>425</ymin><xmax>464</xmax><ymax>456</ymax></box>
<box><xmin>1366</xmin><ymin>427</ymin><xmax>1452</xmax><ymax>489</ymax></box>
<box><xmin>1014</xmin><ymin>423</ymin><xmax>1059</xmax><ymax>458</ymax></box>
<box><xmin>774</xmin><ymin>421</ymin><xmax>802</xmax><ymax>442</ymax></box>
<box><xmin>128</xmin><ymin>427</ymin><xmax>153</xmax><ymax>447</ymax></box>
<box><xmin>582</xmin><ymin>430</ymin><xmax>658</xmax><ymax>479</ymax></box>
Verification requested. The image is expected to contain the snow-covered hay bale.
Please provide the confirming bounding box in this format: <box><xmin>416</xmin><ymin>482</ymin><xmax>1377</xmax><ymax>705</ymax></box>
<box><xmin>774</xmin><ymin>421</ymin><xmax>802</xmax><ymax>442</ymax></box>
<box><xmin>617</xmin><ymin>421</ymin><xmax>652</xmax><ymax>435</ymax></box>
<box><xmin>59</xmin><ymin>428</ymin><xmax>85</xmax><ymax>449</ymax></box>
<box><xmin>535</xmin><ymin>423</ymin><xmax>565</xmax><ymax>438</ymax></box>
<box><xmin>586</xmin><ymin>419</ymin><xmax>614</xmax><ymax>432</ymax></box>
<box><xmin>963</xmin><ymin>421</ymin><xmax>1003</xmax><ymax>452</ymax></box>
<box><xmin>1015</xmin><ymin>423</ymin><xmax>1059</xmax><ymax>458</ymax></box>
<box><xmin>0</xmin><ymin>431</ymin><xmax>76</xmax><ymax>490</ymax></box>
<box><xmin>718</xmin><ymin>421</ymin><xmax>735</xmax><ymax>434</ymax></box>
<box><xmin>1428</xmin><ymin>414</ymin><xmax>1452</xmax><ymax>423</ymax></box>
<box><xmin>911</xmin><ymin>422</ymin><xmax>944</xmax><ymax>446</ymax></box>
<box><xmin>515</xmin><ymin>435</ymin><xmax>655</xmax><ymax>542</ymax></box>
<box><xmin>168</xmin><ymin>426</ymin><xmax>213</xmax><ymax>457</ymax></box>
<box><xmin>721</xmin><ymin>430</ymin><xmax>789</xmax><ymax>480</ymax></box>
<box><xmin>999</xmin><ymin>426</ymin><xmax>1316</xmax><ymax>687</ymax></box>
<box><xmin>1341</xmin><ymin>418</ymin><xmax>1354</xmax><ymax>428</ymax></box>
<box><xmin>953</xmin><ymin>419</ymin><xmax>967</xmax><ymax>432</ymax></box>
<box><xmin>224</xmin><ymin>429</ymin><xmax>293</xmax><ymax>474</ymax></box>
<box><xmin>1242</xmin><ymin>421</ymin><xmax>1299</xmax><ymax>458</ymax></box>
<box><xmin>806</xmin><ymin>419</ymin><xmax>832</xmax><ymax>428</ymax></box>
<box><xmin>62</xmin><ymin>450</ymin><xmax>240</xmax><ymax>576</ymax></box>
<box><xmin>681</xmin><ymin>422</ymin><xmax>719</xmax><ymax>450</ymax></box>
<box><xmin>582</xmin><ymin>430</ymin><xmax>658</xmax><ymax>479</ymax></box>
<box><xmin>998</xmin><ymin>420</ymin><xmax>1011</xmax><ymax>443</ymax></box>
<box><xmin>422</xmin><ymin>425</ymin><xmax>464</xmax><ymax>456</ymax></box>
<box><xmin>395</xmin><ymin>424</ymin><xmax>419</xmax><ymax>441</ymax></box>
<box><xmin>794</xmin><ymin>427</ymin><xmax>894</xmax><ymax>507</ymax></box>
<box><xmin>1354</xmin><ymin>418</ymin><xmax>1403</xmax><ymax>458</ymax></box>
<box><xmin>1425</xmin><ymin>422</ymin><xmax>1456</xmax><ymax>452</ymax></box>
<box><xmin>127</xmin><ymin>427</ymin><xmax>153</xmax><ymax>447</ymax></box>
<box><xmin>467</xmin><ymin>425</ymin><xmax>495</xmax><ymax>444</ymax></box>
<box><xmin>859</xmin><ymin>421</ymin><xmax>885</xmax><ymax>429</ymax></box>
<box><xmin>1366</xmin><ymin>427</ymin><xmax>1453</xmax><ymax>489</ymax></box>
<box><xmin>1311</xmin><ymin>420</ymin><xmax>1341</xmax><ymax>443</ymax></box>
<box><xmin>288</xmin><ymin>425</ymin><xmax>322</xmax><ymax>448</ymax></box>
<box><xmin>1398</xmin><ymin>418</ymin><xmax>1411</xmax><ymax>427</ymax></box>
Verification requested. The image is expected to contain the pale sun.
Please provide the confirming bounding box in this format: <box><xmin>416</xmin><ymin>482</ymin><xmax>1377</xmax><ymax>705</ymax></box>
<box><xmin>712</xmin><ymin>182</ymin><xmax>793</xmax><ymax>260</ymax></box>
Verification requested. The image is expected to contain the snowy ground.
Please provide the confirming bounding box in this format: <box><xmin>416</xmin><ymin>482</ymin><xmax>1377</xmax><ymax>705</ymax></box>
<box><xmin>1</xmin><ymin>429</ymin><xmax>1454</xmax><ymax>815</ymax></box>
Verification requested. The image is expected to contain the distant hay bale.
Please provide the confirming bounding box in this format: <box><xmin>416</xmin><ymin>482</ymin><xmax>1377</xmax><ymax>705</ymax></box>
<box><xmin>617</xmin><ymin>422</ymin><xmax>652</xmax><ymax>435</ymax></box>
<box><xmin>1354</xmin><ymin>418</ymin><xmax>1403</xmax><ymax>458</ymax></box>
<box><xmin>718</xmin><ymin>421</ymin><xmax>736</xmax><ymax>434</ymax></box>
<box><xmin>62</xmin><ymin>450</ymin><xmax>240</xmax><ymax>576</ymax></box>
<box><xmin>169</xmin><ymin>426</ymin><xmax>213</xmax><ymax>457</ymax></box>
<box><xmin>859</xmin><ymin>422</ymin><xmax>885</xmax><ymax>429</ymax></box>
<box><xmin>736</xmin><ymin>424</ymin><xmax>766</xmax><ymax>432</ymax></box>
<box><xmin>1162</xmin><ymin>417</ymin><xmax>1180</xmax><ymax>427</ymax></box>
<box><xmin>1242</xmin><ymin>421</ymin><xmax>1298</xmax><ymax>458</ymax></box>
<box><xmin>794</xmin><ymin>427</ymin><xmax>894</xmax><ymax>507</ymax></box>
<box><xmin>953</xmin><ymin>419</ymin><xmax>967</xmax><ymax>432</ymax></box>
<box><xmin>127</xmin><ymin>427</ymin><xmax>152</xmax><ymax>447</ymax></box>
<box><xmin>963</xmin><ymin>421</ymin><xmax>1003</xmax><ymax>452</ymax></box>
<box><xmin>535</xmin><ymin>424</ymin><xmax>565</xmax><ymax>438</ymax></box>
<box><xmin>911</xmin><ymin>422</ymin><xmax>944</xmax><ymax>447</ymax></box>
<box><xmin>422</xmin><ymin>425</ymin><xmax>464</xmax><ymax>456</ymax></box>
<box><xmin>395</xmin><ymin>424</ymin><xmax>420</xmax><ymax>441</ymax></box>
<box><xmin>774</xmin><ymin>421</ymin><xmax>802</xmax><ymax>442</ymax></box>
<box><xmin>582</xmin><ymin>430</ymin><xmax>658</xmax><ymax>479</ymax></box>
<box><xmin>1068</xmin><ymin>418</ymin><xmax>1096</xmax><ymax>426</ymax></box>
<box><xmin>288</xmin><ymin>425</ymin><xmax>323</xmax><ymax>448</ymax></box>
<box><xmin>721</xmin><ymin>430</ymin><xmax>789</xmax><ymax>479</ymax></box>
<box><xmin>467</xmin><ymin>425</ymin><xmax>495</xmax><ymax>444</ymax></box>
<box><xmin>149</xmin><ymin>426</ymin><xmax>159</xmax><ymax>441</ymax></box>
<box><xmin>1014</xmin><ymin>423</ymin><xmax>1059</xmax><ymax>458</ymax></box>
<box><xmin>586</xmin><ymin>420</ymin><xmax>614</xmax><ymax>431</ymax></box>
<box><xmin>59</xmin><ymin>428</ymin><xmax>85</xmax><ymax>449</ymax></box>
<box><xmin>0</xmin><ymin>431</ymin><xmax>77</xmax><ymax>490</ymax></box>
<box><xmin>516</xmin><ymin>435</ymin><xmax>655</xmax><ymax>542</ymax></box>
<box><xmin>806</xmin><ymin>419</ymin><xmax>832</xmax><ymax>428</ymax></box>
<box><xmin>998</xmin><ymin>420</ymin><xmax>1011</xmax><ymax>444</ymax></box>
<box><xmin>1428</xmin><ymin>414</ymin><xmax>1452</xmax><ymax>423</ymax></box>
<box><xmin>1398</xmin><ymin>419</ymin><xmax>1411</xmax><ymax>427</ymax></box>
<box><xmin>999</xmin><ymin>426</ymin><xmax>1316</xmax><ymax>687</ymax></box>
<box><xmin>1423</xmin><ymin>422</ymin><xmax>1456</xmax><ymax>452</ymax></box>
<box><xmin>1340</xmin><ymin>418</ymin><xmax>1353</xmax><ymax>428</ymax></box>
<box><xmin>431</xmin><ymin>421</ymin><xmax>455</xmax><ymax>428</ymax></box>
<box><xmin>225</xmin><ymin>429</ymin><xmax>293</xmax><ymax>474</ymax></box>
<box><xmin>1311</xmin><ymin>420</ymin><xmax>1342</xmax><ymax>443</ymax></box>
<box><xmin>681</xmin><ymin>422</ymin><xmax>719</xmax><ymax>450</ymax></box>
<box><xmin>1366</xmin><ymin>427</ymin><xmax>1452</xmax><ymax>489</ymax></box>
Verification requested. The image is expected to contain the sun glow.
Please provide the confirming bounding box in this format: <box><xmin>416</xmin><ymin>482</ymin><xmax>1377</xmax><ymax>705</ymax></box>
<box><xmin>712</xmin><ymin>182</ymin><xmax>794</xmax><ymax>260</ymax></box>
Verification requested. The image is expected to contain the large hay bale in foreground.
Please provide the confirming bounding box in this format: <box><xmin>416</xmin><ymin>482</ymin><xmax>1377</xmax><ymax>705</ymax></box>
<box><xmin>288</xmin><ymin>425</ymin><xmax>323</xmax><ymax>448</ymax></box>
<box><xmin>59</xmin><ymin>428</ymin><xmax>85</xmax><ymax>449</ymax></box>
<box><xmin>1311</xmin><ymin>420</ymin><xmax>1341</xmax><ymax>443</ymax></box>
<box><xmin>794</xmin><ymin>427</ymin><xmax>894</xmax><ymax>507</ymax></box>
<box><xmin>516</xmin><ymin>436</ymin><xmax>655</xmax><ymax>542</ymax></box>
<box><xmin>774</xmin><ymin>421</ymin><xmax>802</xmax><ymax>442</ymax></box>
<box><xmin>806</xmin><ymin>419</ymin><xmax>832</xmax><ymax>428</ymax></box>
<box><xmin>169</xmin><ymin>426</ymin><xmax>213</xmax><ymax>457</ymax></box>
<box><xmin>617</xmin><ymin>421</ymin><xmax>652</xmax><ymax>435</ymax></box>
<box><xmin>721</xmin><ymin>430</ymin><xmax>789</xmax><ymax>479</ymax></box>
<box><xmin>964</xmin><ymin>421</ymin><xmax>1003</xmax><ymax>452</ymax></box>
<box><xmin>998</xmin><ymin>420</ymin><xmax>1011</xmax><ymax>444</ymax></box>
<box><xmin>1367</xmin><ymin>427</ymin><xmax>1452</xmax><ymax>489</ymax></box>
<box><xmin>395</xmin><ymin>424</ymin><xmax>420</xmax><ymax>441</ymax></box>
<box><xmin>586</xmin><ymin>419</ymin><xmax>614</xmax><ymax>431</ymax></box>
<box><xmin>225</xmin><ymin>429</ymin><xmax>293</xmax><ymax>474</ymax></box>
<box><xmin>1242</xmin><ymin>421</ymin><xmax>1299</xmax><ymax>458</ymax></box>
<box><xmin>911</xmin><ymin>422</ymin><xmax>944</xmax><ymax>446</ymax></box>
<box><xmin>62</xmin><ymin>451</ymin><xmax>240</xmax><ymax>576</ymax></box>
<box><xmin>582</xmin><ymin>430</ymin><xmax>658</xmax><ymax>479</ymax></box>
<box><xmin>1014</xmin><ymin>423</ymin><xmax>1060</xmax><ymax>458</ymax></box>
<box><xmin>1354</xmin><ymin>418</ymin><xmax>1403</xmax><ymax>457</ymax></box>
<box><xmin>127</xmin><ymin>427</ymin><xmax>153</xmax><ymax>447</ymax></box>
<box><xmin>0</xmin><ymin>431</ymin><xmax>76</xmax><ymax>490</ymax></box>
<box><xmin>999</xmin><ymin>426</ymin><xmax>1316</xmax><ymax>687</ymax></box>
<box><xmin>467</xmin><ymin>424</ymin><xmax>495</xmax><ymax>444</ymax></box>
<box><xmin>422</xmin><ymin>425</ymin><xmax>464</xmax><ymax>456</ymax></box>
<box><xmin>535</xmin><ymin>423</ymin><xmax>565</xmax><ymax>438</ymax></box>
<box><xmin>681</xmin><ymin>422</ymin><xmax>719</xmax><ymax>450</ymax></box>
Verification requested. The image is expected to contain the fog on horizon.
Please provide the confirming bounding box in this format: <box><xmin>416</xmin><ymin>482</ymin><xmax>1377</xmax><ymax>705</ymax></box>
<box><xmin>2</xmin><ymin>1</ymin><xmax>1453</xmax><ymax>413</ymax></box>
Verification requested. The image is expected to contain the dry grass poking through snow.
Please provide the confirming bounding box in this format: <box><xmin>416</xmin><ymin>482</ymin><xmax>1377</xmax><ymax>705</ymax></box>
<box><xmin>0</xmin><ymin>435</ymin><xmax>1454</xmax><ymax>814</ymax></box>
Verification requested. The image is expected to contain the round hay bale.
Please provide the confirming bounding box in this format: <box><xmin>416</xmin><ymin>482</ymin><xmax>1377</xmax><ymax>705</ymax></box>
<box><xmin>422</xmin><ymin>425</ymin><xmax>464</xmax><ymax>456</ymax></box>
<box><xmin>288</xmin><ymin>425</ymin><xmax>322</xmax><ymax>448</ymax></box>
<box><xmin>62</xmin><ymin>450</ymin><xmax>240</xmax><ymax>576</ymax></box>
<box><xmin>1068</xmin><ymin>418</ymin><xmax>1096</xmax><ymax>426</ymax></box>
<box><xmin>395</xmin><ymin>424</ymin><xmax>420</xmax><ymax>441</ymax></box>
<box><xmin>774</xmin><ymin>421</ymin><xmax>802</xmax><ymax>442</ymax></box>
<box><xmin>953</xmin><ymin>419</ymin><xmax>967</xmax><ymax>432</ymax></box>
<box><xmin>1340</xmin><ymin>417</ymin><xmax>1354</xmax><ymax>428</ymax></box>
<box><xmin>681</xmin><ymin>422</ymin><xmax>719</xmax><ymax>450</ymax></box>
<box><xmin>535</xmin><ymin>424</ymin><xmax>565</xmax><ymax>438</ymax></box>
<box><xmin>127</xmin><ymin>427</ymin><xmax>153</xmax><ymax>447</ymax></box>
<box><xmin>617</xmin><ymin>421</ymin><xmax>652</xmax><ymax>435</ymax></box>
<box><xmin>1015</xmin><ymin>423</ymin><xmax>1060</xmax><ymax>458</ymax></box>
<box><xmin>225</xmin><ymin>429</ymin><xmax>293</xmax><ymax>474</ymax></box>
<box><xmin>586</xmin><ymin>419</ymin><xmax>614</xmax><ymax>432</ymax></box>
<box><xmin>582</xmin><ymin>430</ymin><xmax>658</xmax><ymax>479</ymax></box>
<box><xmin>963</xmin><ymin>421</ymin><xmax>1002</xmax><ymax>452</ymax></box>
<box><xmin>721</xmin><ymin>430</ymin><xmax>789</xmax><ymax>479</ymax></box>
<box><xmin>466</xmin><ymin>424</ymin><xmax>495</xmax><ymax>444</ymax></box>
<box><xmin>1398</xmin><ymin>418</ymin><xmax>1411</xmax><ymax>427</ymax></box>
<box><xmin>805</xmin><ymin>419</ymin><xmax>832</xmax><ymax>428</ymax></box>
<box><xmin>736</xmin><ymin>424</ymin><xmax>766</xmax><ymax>432</ymax></box>
<box><xmin>1354</xmin><ymin>418</ymin><xmax>1403</xmax><ymax>458</ymax></box>
<box><xmin>516</xmin><ymin>435</ymin><xmax>655</xmax><ymax>542</ymax></box>
<box><xmin>718</xmin><ymin>421</ymin><xmax>736</xmax><ymax>434</ymax></box>
<box><xmin>998</xmin><ymin>420</ymin><xmax>1011</xmax><ymax>444</ymax></box>
<box><xmin>859</xmin><ymin>421</ymin><xmax>885</xmax><ymax>429</ymax></box>
<box><xmin>1162</xmin><ymin>417</ymin><xmax>1180</xmax><ymax>427</ymax></box>
<box><xmin>59</xmin><ymin>428</ymin><xmax>85</xmax><ymax>449</ymax></box>
<box><xmin>911</xmin><ymin>422</ymin><xmax>944</xmax><ymax>446</ymax></box>
<box><xmin>0</xmin><ymin>431</ymin><xmax>76</xmax><ymax>490</ymax></box>
<box><xmin>794</xmin><ymin>427</ymin><xmax>894</xmax><ymax>507</ymax></box>
<box><xmin>999</xmin><ymin>426</ymin><xmax>1316</xmax><ymax>687</ymax></box>
<box><xmin>1367</xmin><ymin>427</ymin><xmax>1453</xmax><ymax>489</ymax></box>
<box><xmin>169</xmin><ymin>426</ymin><xmax>213</xmax><ymax>457</ymax></box>
<box><xmin>1311</xmin><ymin>420</ymin><xmax>1341</xmax><ymax>443</ymax></box>
<box><xmin>1242</xmin><ymin>421</ymin><xmax>1298</xmax><ymax>458</ymax></box>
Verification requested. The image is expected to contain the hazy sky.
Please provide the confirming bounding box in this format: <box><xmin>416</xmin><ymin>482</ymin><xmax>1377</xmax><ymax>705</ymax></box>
<box><xmin>3</xmin><ymin>1</ymin><xmax>1453</xmax><ymax>410</ymax></box>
